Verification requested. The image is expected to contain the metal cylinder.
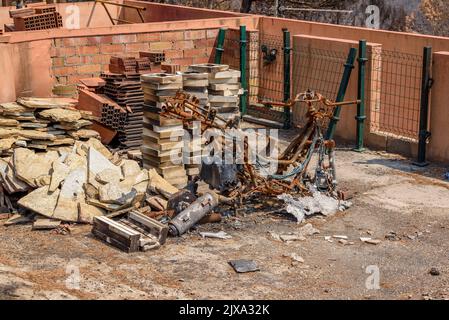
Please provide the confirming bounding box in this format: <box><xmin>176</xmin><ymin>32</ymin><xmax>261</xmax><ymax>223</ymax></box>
<box><xmin>168</xmin><ymin>192</ymin><xmax>220</xmax><ymax>237</ymax></box>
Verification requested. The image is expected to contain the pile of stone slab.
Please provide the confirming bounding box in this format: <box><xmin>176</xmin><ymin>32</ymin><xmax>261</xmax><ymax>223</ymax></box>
<box><xmin>0</xmin><ymin>132</ymin><xmax>182</xmax><ymax>234</ymax></box>
<box><xmin>140</xmin><ymin>73</ymin><xmax>187</xmax><ymax>188</ymax></box>
<box><xmin>0</xmin><ymin>97</ymin><xmax>100</xmax><ymax>157</ymax></box>
<box><xmin>188</xmin><ymin>63</ymin><xmax>241</xmax><ymax>127</ymax></box>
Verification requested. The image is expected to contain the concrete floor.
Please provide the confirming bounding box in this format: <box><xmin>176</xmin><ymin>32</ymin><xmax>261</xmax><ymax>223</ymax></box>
<box><xmin>0</xmin><ymin>130</ymin><xmax>448</xmax><ymax>300</ymax></box>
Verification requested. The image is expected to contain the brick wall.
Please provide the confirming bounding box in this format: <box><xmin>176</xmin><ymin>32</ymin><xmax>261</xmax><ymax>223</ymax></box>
<box><xmin>50</xmin><ymin>29</ymin><xmax>220</xmax><ymax>86</ymax></box>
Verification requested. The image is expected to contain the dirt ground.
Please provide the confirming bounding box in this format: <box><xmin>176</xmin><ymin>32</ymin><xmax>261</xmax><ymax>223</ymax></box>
<box><xmin>0</xmin><ymin>128</ymin><xmax>448</xmax><ymax>300</ymax></box>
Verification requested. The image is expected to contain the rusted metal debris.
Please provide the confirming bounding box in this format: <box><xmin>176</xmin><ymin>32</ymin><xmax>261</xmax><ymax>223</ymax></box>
<box><xmin>162</xmin><ymin>90</ymin><xmax>359</xmax><ymax>204</ymax></box>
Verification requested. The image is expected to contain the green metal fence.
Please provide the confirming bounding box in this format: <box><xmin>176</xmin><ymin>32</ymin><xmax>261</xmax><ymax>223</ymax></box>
<box><xmin>365</xmin><ymin>47</ymin><xmax>424</xmax><ymax>142</ymax></box>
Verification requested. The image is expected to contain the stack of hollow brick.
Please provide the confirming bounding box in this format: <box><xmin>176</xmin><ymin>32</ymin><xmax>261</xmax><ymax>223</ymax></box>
<box><xmin>11</xmin><ymin>5</ymin><xmax>63</xmax><ymax>31</ymax></box>
<box><xmin>140</xmin><ymin>51</ymin><xmax>165</xmax><ymax>73</ymax></box>
<box><xmin>140</xmin><ymin>73</ymin><xmax>187</xmax><ymax>188</ymax></box>
<box><xmin>102</xmin><ymin>68</ymin><xmax>144</xmax><ymax>150</ymax></box>
<box><xmin>189</xmin><ymin>64</ymin><xmax>241</xmax><ymax>127</ymax></box>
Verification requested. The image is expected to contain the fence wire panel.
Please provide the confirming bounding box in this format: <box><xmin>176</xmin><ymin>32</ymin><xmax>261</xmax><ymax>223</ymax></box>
<box><xmin>292</xmin><ymin>46</ymin><xmax>348</xmax><ymax>126</ymax></box>
<box><xmin>366</xmin><ymin>48</ymin><xmax>422</xmax><ymax>141</ymax></box>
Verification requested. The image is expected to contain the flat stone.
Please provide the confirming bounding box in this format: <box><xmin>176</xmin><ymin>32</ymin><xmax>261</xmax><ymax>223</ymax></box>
<box><xmin>0</xmin><ymin>102</ymin><xmax>29</xmax><ymax>113</ymax></box>
<box><xmin>121</xmin><ymin>160</ymin><xmax>141</xmax><ymax>178</ymax></box>
<box><xmin>0</xmin><ymin>128</ymin><xmax>19</xmax><ymax>139</ymax></box>
<box><xmin>39</xmin><ymin>108</ymin><xmax>81</xmax><ymax>122</ymax></box>
<box><xmin>81</xmin><ymin>138</ymin><xmax>112</xmax><ymax>159</ymax></box>
<box><xmin>49</xmin><ymin>160</ymin><xmax>70</xmax><ymax>192</ymax></box>
<box><xmin>53</xmin><ymin>168</ymin><xmax>87</xmax><ymax>222</ymax></box>
<box><xmin>0</xmin><ymin>138</ymin><xmax>16</xmax><ymax>151</ymax></box>
<box><xmin>54</xmin><ymin>119</ymin><xmax>92</xmax><ymax>131</ymax></box>
<box><xmin>18</xmin><ymin>130</ymin><xmax>56</xmax><ymax>141</ymax></box>
<box><xmin>32</xmin><ymin>219</ymin><xmax>61</xmax><ymax>230</ymax></box>
<box><xmin>17</xmin><ymin>97</ymin><xmax>74</xmax><ymax>109</ymax></box>
<box><xmin>0</xmin><ymin>159</ymin><xmax>30</xmax><ymax>193</ymax></box>
<box><xmin>4</xmin><ymin>213</ymin><xmax>33</xmax><ymax>226</ymax></box>
<box><xmin>98</xmin><ymin>183</ymin><xmax>137</xmax><ymax>205</ymax></box>
<box><xmin>148</xmin><ymin>168</ymin><xmax>178</xmax><ymax>198</ymax></box>
<box><xmin>78</xmin><ymin>203</ymin><xmax>105</xmax><ymax>224</ymax></box>
<box><xmin>17</xmin><ymin>186</ymin><xmax>60</xmax><ymax>218</ymax></box>
<box><xmin>96</xmin><ymin>168</ymin><xmax>122</xmax><ymax>184</ymax></box>
<box><xmin>13</xmin><ymin>148</ymin><xmax>59</xmax><ymax>187</ymax></box>
<box><xmin>68</xmin><ymin>129</ymin><xmax>100</xmax><ymax>140</ymax></box>
<box><xmin>0</xmin><ymin>118</ymin><xmax>19</xmax><ymax>126</ymax></box>
<box><xmin>87</xmin><ymin>147</ymin><xmax>121</xmax><ymax>185</ymax></box>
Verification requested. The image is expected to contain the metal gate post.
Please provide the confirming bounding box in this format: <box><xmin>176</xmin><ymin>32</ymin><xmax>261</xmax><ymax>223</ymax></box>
<box><xmin>214</xmin><ymin>28</ymin><xmax>226</xmax><ymax>64</ymax></box>
<box><xmin>326</xmin><ymin>47</ymin><xmax>358</xmax><ymax>140</ymax></box>
<box><xmin>283</xmin><ymin>28</ymin><xmax>292</xmax><ymax>129</ymax></box>
<box><xmin>414</xmin><ymin>46</ymin><xmax>432</xmax><ymax>166</ymax></box>
<box><xmin>354</xmin><ymin>40</ymin><xmax>367</xmax><ymax>152</ymax></box>
<box><xmin>240</xmin><ymin>25</ymin><xmax>248</xmax><ymax>115</ymax></box>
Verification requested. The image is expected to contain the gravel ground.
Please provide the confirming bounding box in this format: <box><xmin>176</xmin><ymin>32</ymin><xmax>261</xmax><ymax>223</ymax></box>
<box><xmin>0</xmin><ymin>128</ymin><xmax>448</xmax><ymax>300</ymax></box>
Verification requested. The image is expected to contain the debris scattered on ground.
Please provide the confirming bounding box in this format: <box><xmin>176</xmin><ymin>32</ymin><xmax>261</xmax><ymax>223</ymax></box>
<box><xmin>333</xmin><ymin>235</ymin><xmax>348</xmax><ymax>240</ymax></box>
<box><xmin>284</xmin><ymin>253</ymin><xmax>305</xmax><ymax>265</ymax></box>
<box><xmin>199</xmin><ymin>231</ymin><xmax>232</xmax><ymax>239</ymax></box>
<box><xmin>269</xmin><ymin>223</ymin><xmax>319</xmax><ymax>242</ymax></box>
<box><xmin>360</xmin><ymin>237</ymin><xmax>382</xmax><ymax>245</ymax></box>
<box><xmin>385</xmin><ymin>231</ymin><xmax>401</xmax><ymax>241</ymax></box>
<box><xmin>277</xmin><ymin>188</ymin><xmax>352</xmax><ymax>223</ymax></box>
<box><xmin>229</xmin><ymin>259</ymin><xmax>260</xmax><ymax>273</ymax></box>
<box><xmin>429</xmin><ymin>267</ymin><xmax>440</xmax><ymax>276</ymax></box>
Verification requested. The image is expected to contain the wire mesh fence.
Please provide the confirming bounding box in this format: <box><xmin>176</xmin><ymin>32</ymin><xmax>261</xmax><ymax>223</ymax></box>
<box><xmin>366</xmin><ymin>48</ymin><xmax>423</xmax><ymax>141</ymax></box>
<box><xmin>291</xmin><ymin>46</ymin><xmax>349</xmax><ymax>127</ymax></box>
<box><xmin>217</xmin><ymin>28</ymin><xmax>424</xmax><ymax>141</ymax></box>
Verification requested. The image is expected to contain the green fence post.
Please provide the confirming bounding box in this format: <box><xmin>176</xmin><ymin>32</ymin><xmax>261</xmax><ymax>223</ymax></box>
<box><xmin>214</xmin><ymin>28</ymin><xmax>226</xmax><ymax>64</ymax></box>
<box><xmin>414</xmin><ymin>46</ymin><xmax>432</xmax><ymax>167</ymax></box>
<box><xmin>354</xmin><ymin>40</ymin><xmax>367</xmax><ymax>152</ymax></box>
<box><xmin>326</xmin><ymin>47</ymin><xmax>358</xmax><ymax>140</ymax></box>
<box><xmin>240</xmin><ymin>25</ymin><xmax>248</xmax><ymax>115</ymax></box>
<box><xmin>283</xmin><ymin>28</ymin><xmax>291</xmax><ymax>129</ymax></box>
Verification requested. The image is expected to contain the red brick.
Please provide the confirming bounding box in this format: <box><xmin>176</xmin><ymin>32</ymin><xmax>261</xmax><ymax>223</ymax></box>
<box><xmin>55</xmin><ymin>76</ymin><xmax>67</xmax><ymax>85</ymax></box>
<box><xmin>164</xmin><ymin>49</ymin><xmax>183</xmax><ymax>60</ymax></box>
<box><xmin>207</xmin><ymin>38</ymin><xmax>217</xmax><ymax>47</ymax></box>
<box><xmin>193</xmin><ymin>56</ymin><xmax>211</xmax><ymax>64</ymax></box>
<box><xmin>63</xmin><ymin>37</ymin><xmax>88</xmax><ymax>47</ymax></box>
<box><xmin>112</xmin><ymin>34</ymin><xmax>137</xmax><ymax>43</ymax></box>
<box><xmin>149</xmin><ymin>42</ymin><xmax>173</xmax><ymax>51</ymax></box>
<box><xmin>67</xmin><ymin>74</ymin><xmax>85</xmax><ymax>85</ymax></box>
<box><xmin>193</xmin><ymin>38</ymin><xmax>208</xmax><ymax>48</ymax></box>
<box><xmin>52</xmin><ymin>57</ymin><xmax>64</xmax><ymax>67</ymax></box>
<box><xmin>51</xmin><ymin>46</ymin><xmax>76</xmax><ymax>58</ymax></box>
<box><xmin>90</xmin><ymin>54</ymin><xmax>110</xmax><ymax>65</ymax></box>
<box><xmin>53</xmin><ymin>66</ymin><xmax>77</xmax><ymax>76</ymax></box>
<box><xmin>100</xmin><ymin>44</ymin><xmax>125</xmax><ymax>54</ymax></box>
<box><xmin>137</xmin><ymin>33</ymin><xmax>161</xmax><ymax>42</ymax></box>
<box><xmin>65</xmin><ymin>56</ymin><xmax>81</xmax><ymax>65</ymax></box>
<box><xmin>77</xmin><ymin>64</ymin><xmax>102</xmax><ymax>74</ymax></box>
<box><xmin>87</xmin><ymin>36</ymin><xmax>113</xmax><ymax>45</ymax></box>
<box><xmin>170</xmin><ymin>57</ymin><xmax>194</xmax><ymax>66</ymax></box>
<box><xmin>183</xmin><ymin>48</ymin><xmax>207</xmax><ymax>59</ymax></box>
<box><xmin>77</xmin><ymin>45</ymin><xmax>99</xmax><ymax>55</ymax></box>
<box><xmin>125</xmin><ymin>42</ymin><xmax>149</xmax><ymax>53</ymax></box>
<box><xmin>206</xmin><ymin>29</ymin><xmax>219</xmax><ymax>39</ymax></box>
<box><xmin>174</xmin><ymin>40</ymin><xmax>194</xmax><ymax>50</ymax></box>
<box><xmin>184</xmin><ymin>30</ymin><xmax>206</xmax><ymax>40</ymax></box>
<box><xmin>161</xmin><ymin>31</ymin><xmax>184</xmax><ymax>42</ymax></box>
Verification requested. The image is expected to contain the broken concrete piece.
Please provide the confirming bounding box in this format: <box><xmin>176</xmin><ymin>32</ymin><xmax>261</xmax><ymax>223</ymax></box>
<box><xmin>32</xmin><ymin>219</ymin><xmax>61</xmax><ymax>230</ymax></box>
<box><xmin>148</xmin><ymin>168</ymin><xmax>178</xmax><ymax>198</ymax></box>
<box><xmin>95</xmin><ymin>168</ymin><xmax>122</xmax><ymax>184</ymax></box>
<box><xmin>39</xmin><ymin>108</ymin><xmax>81</xmax><ymax>122</ymax></box>
<box><xmin>298</xmin><ymin>223</ymin><xmax>320</xmax><ymax>237</ymax></box>
<box><xmin>17</xmin><ymin>186</ymin><xmax>60</xmax><ymax>218</ymax></box>
<box><xmin>121</xmin><ymin>160</ymin><xmax>141</xmax><ymax>178</ymax></box>
<box><xmin>78</xmin><ymin>203</ymin><xmax>105</xmax><ymax>224</ymax></box>
<box><xmin>53</xmin><ymin>168</ymin><xmax>87</xmax><ymax>222</ymax></box>
<box><xmin>200</xmin><ymin>231</ymin><xmax>232</xmax><ymax>239</ymax></box>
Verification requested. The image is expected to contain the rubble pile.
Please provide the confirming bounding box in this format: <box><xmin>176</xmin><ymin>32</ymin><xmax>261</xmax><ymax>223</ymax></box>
<box><xmin>141</xmin><ymin>73</ymin><xmax>188</xmax><ymax>187</ymax></box>
<box><xmin>0</xmin><ymin>97</ymin><xmax>100</xmax><ymax>157</ymax></box>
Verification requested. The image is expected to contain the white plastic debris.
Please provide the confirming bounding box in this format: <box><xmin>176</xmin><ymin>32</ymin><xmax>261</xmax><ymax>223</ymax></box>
<box><xmin>277</xmin><ymin>187</ymin><xmax>352</xmax><ymax>223</ymax></box>
<box><xmin>200</xmin><ymin>231</ymin><xmax>232</xmax><ymax>239</ymax></box>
